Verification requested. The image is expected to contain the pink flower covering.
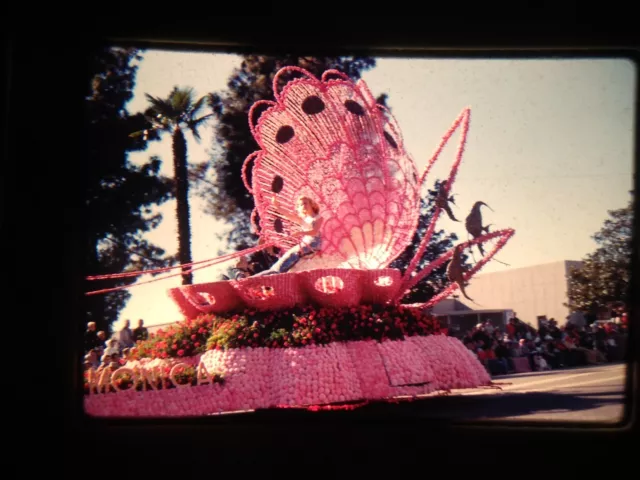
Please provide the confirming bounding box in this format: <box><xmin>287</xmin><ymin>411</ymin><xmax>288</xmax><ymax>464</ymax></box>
<box><xmin>84</xmin><ymin>336</ymin><xmax>490</xmax><ymax>417</ymax></box>
<box><xmin>245</xmin><ymin>67</ymin><xmax>421</xmax><ymax>271</ymax></box>
<box><xmin>169</xmin><ymin>268</ymin><xmax>401</xmax><ymax>318</ymax></box>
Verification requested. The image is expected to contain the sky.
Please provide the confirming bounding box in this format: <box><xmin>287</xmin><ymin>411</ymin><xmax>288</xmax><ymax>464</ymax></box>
<box><xmin>112</xmin><ymin>50</ymin><xmax>636</xmax><ymax>329</ymax></box>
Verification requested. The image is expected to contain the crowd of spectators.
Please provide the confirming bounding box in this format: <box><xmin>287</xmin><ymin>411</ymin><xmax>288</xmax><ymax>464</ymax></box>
<box><xmin>83</xmin><ymin>319</ymin><xmax>149</xmax><ymax>372</ymax></box>
<box><xmin>459</xmin><ymin>311</ymin><xmax>628</xmax><ymax>375</ymax></box>
<box><xmin>83</xmin><ymin>308</ymin><xmax>629</xmax><ymax>378</ymax></box>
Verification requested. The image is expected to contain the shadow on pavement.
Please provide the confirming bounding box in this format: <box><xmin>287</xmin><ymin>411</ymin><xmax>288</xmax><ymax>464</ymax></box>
<box><xmin>253</xmin><ymin>390</ymin><xmax>624</xmax><ymax>424</ymax></box>
<box><xmin>399</xmin><ymin>390</ymin><xmax>624</xmax><ymax>422</ymax></box>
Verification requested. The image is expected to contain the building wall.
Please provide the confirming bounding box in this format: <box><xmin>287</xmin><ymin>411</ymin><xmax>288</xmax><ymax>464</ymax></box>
<box><xmin>464</xmin><ymin>260</ymin><xmax>583</xmax><ymax>327</ymax></box>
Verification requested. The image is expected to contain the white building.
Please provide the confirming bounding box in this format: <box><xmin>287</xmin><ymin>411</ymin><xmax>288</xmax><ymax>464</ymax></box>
<box><xmin>460</xmin><ymin>260</ymin><xmax>584</xmax><ymax>328</ymax></box>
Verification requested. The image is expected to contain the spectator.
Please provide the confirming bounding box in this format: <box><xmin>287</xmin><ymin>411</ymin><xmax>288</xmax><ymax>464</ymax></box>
<box><xmin>443</xmin><ymin>308</ymin><xmax>627</xmax><ymax>375</ymax></box>
<box><xmin>483</xmin><ymin>320</ymin><xmax>495</xmax><ymax>336</ymax></box>
<box><xmin>84</xmin><ymin>322</ymin><xmax>98</xmax><ymax>353</ymax></box>
<box><xmin>118</xmin><ymin>349</ymin><xmax>129</xmax><ymax>366</ymax></box>
<box><xmin>548</xmin><ymin>319</ymin><xmax>562</xmax><ymax>340</ymax></box>
<box><xmin>118</xmin><ymin>319</ymin><xmax>135</xmax><ymax>349</ymax></box>
<box><xmin>95</xmin><ymin>330</ymin><xmax>107</xmax><ymax>357</ymax></box>
<box><xmin>544</xmin><ymin>341</ymin><xmax>561</xmax><ymax>369</ymax></box>
<box><xmin>476</xmin><ymin>347</ymin><xmax>487</xmax><ymax>366</ymax></box>
<box><xmin>97</xmin><ymin>353</ymin><xmax>111</xmax><ymax>373</ymax></box>
<box><xmin>84</xmin><ymin>349</ymin><xmax>100</xmax><ymax>370</ymax></box>
<box><xmin>621</xmin><ymin>310</ymin><xmax>628</xmax><ymax>326</ymax></box>
<box><xmin>105</xmin><ymin>338</ymin><xmax>120</xmax><ymax>357</ymax></box>
<box><xmin>133</xmin><ymin>319</ymin><xmax>148</xmax><ymax>342</ymax></box>
<box><xmin>108</xmin><ymin>354</ymin><xmax>120</xmax><ymax>371</ymax></box>
<box><xmin>472</xmin><ymin>324</ymin><xmax>491</xmax><ymax>347</ymax></box>
<box><xmin>83</xmin><ymin>358</ymin><xmax>94</xmax><ymax>371</ymax></box>
<box><xmin>506</xmin><ymin>318</ymin><xmax>516</xmax><ymax>338</ymax></box>
<box><xmin>495</xmin><ymin>339</ymin><xmax>512</xmax><ymax>372</ymax></box>
<box><xmin>534</xmin><ymin>353</ymin><xmax>551</xmax><ymax>371</ymax></box>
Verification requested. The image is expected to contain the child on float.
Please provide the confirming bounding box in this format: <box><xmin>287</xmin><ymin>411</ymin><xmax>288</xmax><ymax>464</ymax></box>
<box><xmin>253</xmin><ymin>196</ymin><xmax>323</xmax><ymax>276</ymax></box>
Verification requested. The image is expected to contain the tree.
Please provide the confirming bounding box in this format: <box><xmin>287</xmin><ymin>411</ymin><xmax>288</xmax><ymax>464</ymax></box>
<box><xmin>85</xmin><ymin>46</ymin><xmax>176</xmax><ymax>334</ymax></box>
<box><xmin>566</xmin><ymin>195</ymin><xmax>634</xmax><ymax>315</ymax></box>
<box><xmin>390</xmin><ymin>179</ymin><xmax>469</xmax><ymax>304</ymax></box>
<box><xmin>190</xmin><ymin>55</ymin><xmax>376</xmax><ymax>253</ymax></box>
<box><xmin>133</xmin><ymin>87</ymin><xmax>213</xmax><ymax>284</ymax></box>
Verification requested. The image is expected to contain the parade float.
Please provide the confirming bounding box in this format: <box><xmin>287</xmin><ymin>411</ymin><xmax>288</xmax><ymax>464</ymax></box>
<box><xmin>84</xmin><ymin>66</ymin><xmax>514</xmax><ymax>417</ymax></box>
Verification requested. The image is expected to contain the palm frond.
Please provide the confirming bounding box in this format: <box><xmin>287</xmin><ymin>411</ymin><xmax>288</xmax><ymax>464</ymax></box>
<box><xmin>186</xmin><ymin>114</ymin><xmax>213</xmax><ymax>142</ymax></box>
<box><xmin>190</xmin><ymin>113</ymin><xmax>214</xmax><ymax>127</ymax></box>
<box><xmin>145</xmin><ymin>93</ymin><xmax>177</xmax><ymax>120</ymax></box>
<box><xmin>170</xmin><ymin>87</ymin><xmax>195</xmax><ymax>114</ymax></box>
<box><xmin>189</xmin><ymin>122</ymin><xmax>202</xmax><ymax>142</ymax></box>
<box><xmin>190</xmin><ymin>96</ymin><xmax>206</xmax><ymax>118</ymax></box>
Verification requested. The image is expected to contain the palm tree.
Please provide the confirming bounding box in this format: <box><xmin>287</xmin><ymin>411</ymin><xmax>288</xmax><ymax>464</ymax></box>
<box><xmin>131</xmin><ymin>87</ymin><xmax>212</xmax><ymax>285</ymax></box>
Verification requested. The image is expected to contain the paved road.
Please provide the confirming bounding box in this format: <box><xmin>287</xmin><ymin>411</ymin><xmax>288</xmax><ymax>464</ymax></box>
<box><xmin>408</xmin><ymin>362</ymin><xmax>628</xmax><ymax>423</ymax></box>
<box><xmin>224</xmin><ymin>363</ymin><xmax>629</xmax><ymax>423</ymax></box>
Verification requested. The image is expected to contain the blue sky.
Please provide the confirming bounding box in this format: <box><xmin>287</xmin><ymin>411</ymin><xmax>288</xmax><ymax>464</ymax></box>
<box><xmin>114</xmin><ymin>51</ymin><xmax>636</xmax><ymax>328</ymax></box>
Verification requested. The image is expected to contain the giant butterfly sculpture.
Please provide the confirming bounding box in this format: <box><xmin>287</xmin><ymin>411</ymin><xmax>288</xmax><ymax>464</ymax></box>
<box><xmin>87</xmin><ymin>66</ymin><xmax>514</xmax><ymax>318</ymax></box>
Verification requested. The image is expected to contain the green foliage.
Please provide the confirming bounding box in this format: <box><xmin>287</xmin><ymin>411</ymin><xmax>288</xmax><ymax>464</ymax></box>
<box><xmin>566</xmin><ymin>195</ymin><xmax>633</xmax><ymax>313</ymax></box>
<box><xmin>134</xmin><ymin>316</ymin><xmax>213</xmax><ymax>359</ymax></box>
<box><xmin>202</xmin><ymin>303</ymin><xmax>440</xmax><ymax>350</ymax></box>
<box><xmin>139</xmin><ymin>86</ymin><xmax>213</xmax><ymax>141</ymax></box>
<box><xmin>133</xmin><ymin>304</ymin><xmax>442</xmax><ymax>358</ymax></box>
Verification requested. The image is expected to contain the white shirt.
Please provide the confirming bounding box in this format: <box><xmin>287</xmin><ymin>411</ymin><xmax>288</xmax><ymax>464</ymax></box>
<box><xmin>301</xmin><ymin>214</ymin><xmax>320</xmax><ymax>245</ymax></box>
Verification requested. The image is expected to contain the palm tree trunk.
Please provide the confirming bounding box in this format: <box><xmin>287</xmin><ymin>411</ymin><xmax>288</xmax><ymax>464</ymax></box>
<box><xmin>172</xmin><ymin>126</ymin><xmax>193</xmax><ymax>285</ymax></box>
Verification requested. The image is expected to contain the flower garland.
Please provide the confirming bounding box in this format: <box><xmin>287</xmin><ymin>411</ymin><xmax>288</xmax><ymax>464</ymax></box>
<box><xmin>132</xmin><ymin>304</ymin><xmax>442</xmax><ymax>361</ymax></box>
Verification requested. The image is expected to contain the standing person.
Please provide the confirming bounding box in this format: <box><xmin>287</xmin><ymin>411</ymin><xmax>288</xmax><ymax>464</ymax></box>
<box><xmin>253</xmin><ymin>196</ymin><xmax>324</xmax><ymax>277</ymax></box>
<box><xmin>84</xmin><ymin>322</ymin><xmax>98</xmax><ymax>353</ymax></box>
<box><xmin>483</xmin><ymin>320</ymin><xmax>495</xmax><ymax>336</ymax></box>
<box><xmin>506</xmin><ymin>318</ymin><xmax>517</xmax><ymax>339</ymax></box>
<box><xmin>495</xmin><ymin>340</ymin><xmax>512</xmax><ymax>373</ymax></box>
<box><xmin>117</xmin><ymin>320</ymin><xmax>135</xmax><ymax>349</ymax></box>
<box><xmin>133</xmin><ymin>319</ymin><xmax>148</xmax><ymax>343</ymax></box>
<box><xmin>95</xmin><ymin>331</ymin><xmax>107</xmax><ymax>358</ymax></box>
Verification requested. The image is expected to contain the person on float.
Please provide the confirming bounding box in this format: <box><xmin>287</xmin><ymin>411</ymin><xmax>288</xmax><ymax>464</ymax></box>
<box><xmin>253</xmin><ymin>196</ymin><xmax>323</xmax><ymax>277</ymax></box>
<box><xmin>222</xmin><ymin>255</ymin><xmax>255</xmax><ymax>281</ymax></box>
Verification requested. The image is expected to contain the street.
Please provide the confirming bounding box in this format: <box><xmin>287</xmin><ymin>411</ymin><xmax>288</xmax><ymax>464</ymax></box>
<box><xmin>409</xmin><ymin>362</ymin><xmax>628</xmax><ymax>423</ymax></box>
<box><xmin>224</xmin><ymin>363</ymin><xmax>629</xmax><ymax>424</ymax></box>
